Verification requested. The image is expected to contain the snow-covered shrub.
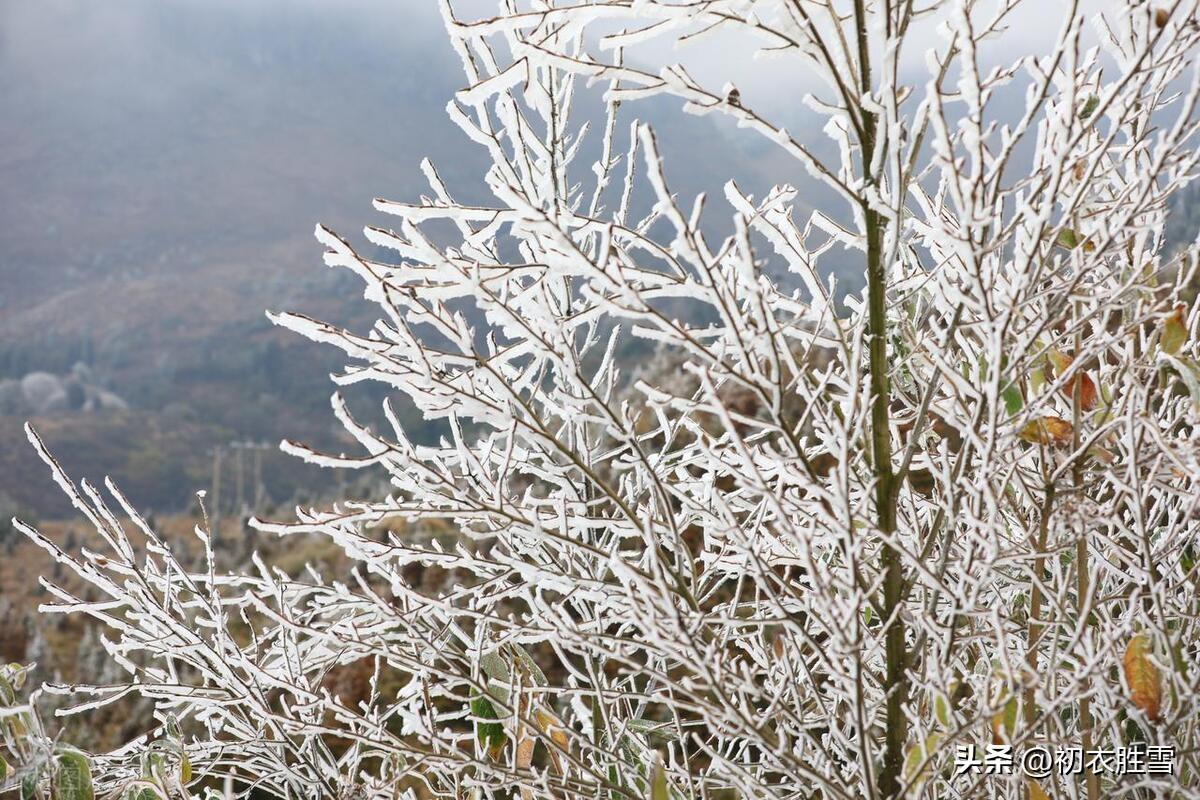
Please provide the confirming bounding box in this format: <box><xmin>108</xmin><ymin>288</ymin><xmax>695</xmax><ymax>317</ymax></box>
<box><xmin>13</xmin><ymin>2</ymin><xmax>1200</xmax><ymax>799</ymax></box>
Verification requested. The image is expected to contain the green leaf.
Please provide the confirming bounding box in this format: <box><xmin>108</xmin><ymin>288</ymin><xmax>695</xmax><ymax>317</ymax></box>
<box><xmin>1029</xmin><ymin>365</ymin><xmax>1046</xmax><ymax>397</ymax></box>
<box><xmin>991</xmin><ymin>693</ymin><xmax>1020</xmax><ymax>744</ymax></box>
<box><xmin>1001</xmin><ymin>382</ymin><xmax>1023</xmax><ymax>415</ymax></box>
<box><xmin>6</xmin><ymin>664</ymin><xmax>28</xmax><ymax>692</ymax></box>
<box><xmin>140</xmin><ymin>752</ymin><xmax>167</xmax><ymax>781</ymax></box>
<box><xmin>507</xmin><ymin>644</ymin><xmax>547</xmax><ymax>685</ymax></box>
<box><xmin>470</xmin><ymin>693</ymin><xmax>507</xmax><ymax>760</ymax></box>
<box><xmin>479</xmin><ymin>644</ymin><xmax>546</xmax><ymax>686</ymax></box>
<box><xmin>626</xmin><ymin>718</ymin><xmax>680</xmax><ymax>742</ymax></box>
<box><xmin>0</xmin><ymin>755</ymin><xmax>8</xmax><ymax>783</ymax></box>
<box><xmin>649</xmin><ymin>755</ymin><xmax>668</xmax><ymax>800</ymax></box>
<box><xmin>1055</xmin><ymin>228</ymin><xmax>1095</xmax><ymax>252</ymax></box>
<box><xmin>933</xmin><ymin>691</ymin><xmax>953</xmax><ymax>728</ymax></box>
<box><xmin>163</xmin><ymin>715</ymin><xmax>181</xmax><ymax>742</ymax></box>
<box><xmin>52</xmin><ymin>750</ymin><xmax>94</xmax><ymax>800</ymax></box>
<box><xmin>1080</xmin><ymin>96</ymin><xmax>1099</xmax><ymax>119</ymax></box>
<box><xmin>478</xmin><ymin>651</ymin><xmax>510</xmax><ymax>683</ymax></box>
<box><xmin>124</xmin><ymin>787</ymin><xmax>160</xmax><ymax>800</ymax></box>
<box><xmin>1165</xmin><ymin>356</ymin><xmax>1200</xmax><ymax>410</ymax></box>
<box><xmin>20</xmin><ymin>771</ymin><xmax>37</xmax><ymax>800</ymax></box>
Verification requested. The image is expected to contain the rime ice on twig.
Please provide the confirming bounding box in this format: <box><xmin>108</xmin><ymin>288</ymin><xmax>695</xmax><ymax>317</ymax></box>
<box><xmin>15</xmin><ymin>2</ymin><xmax>1200</xmax><ymax>799</ymax></box>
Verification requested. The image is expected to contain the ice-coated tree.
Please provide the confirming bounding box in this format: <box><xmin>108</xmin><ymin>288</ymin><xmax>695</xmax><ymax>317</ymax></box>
<box><xmin>10</xmin><ymin>1</ymin><xmax>1200</xmax><ymax>798</ymax></box>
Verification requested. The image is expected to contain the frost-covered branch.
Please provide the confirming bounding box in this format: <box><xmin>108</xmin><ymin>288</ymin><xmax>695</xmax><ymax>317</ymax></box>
<box><xmin>14</xmin><ymin>2</ymin><xmax>1200</xmax><ymax>799</ymax></box>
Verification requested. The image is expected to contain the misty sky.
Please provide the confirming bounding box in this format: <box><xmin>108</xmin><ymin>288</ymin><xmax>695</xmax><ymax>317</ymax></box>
<box><xmin>0</xmin><ymin>0</ymin><xmax>1115</xmax><ymax>318</ymax></box>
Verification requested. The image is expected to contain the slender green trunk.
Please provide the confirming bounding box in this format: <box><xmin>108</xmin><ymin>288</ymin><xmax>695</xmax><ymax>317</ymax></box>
<box><xmin>851</xmin><ymin>6</ymin><xmax>906</xmax><ymax>795</ymax></box>
<box><xmin>861</xmin><ymin>118</ymin><xmax>905</xmax><ymax>800</ymax></box>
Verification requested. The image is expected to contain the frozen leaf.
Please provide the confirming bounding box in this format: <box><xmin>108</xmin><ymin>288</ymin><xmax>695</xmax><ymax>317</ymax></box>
<box><xmin>1018</xmin><ymin>416</ymin><xmax>1073</xmax><ymax>446</ymax></box>
<box><xmin>52</xmin><ymin>750</ymin><xmax>94</xmax><ymax>800</ymax></box>
<box><xmin>20</xmin><ymin>771</ymin><xmax>37</xmax><ymax>800</ymax></box>
<box><xmin>991</xmin><ymin>694</ymin><xmax>1019</xmax><ymax>744</ymax></box>
<box><xmin>470</xmin><ymin>694</ymin><xmax>508</xmax><ymax>760</ymax></box>
<box><xmin>533</xmin><ymin>706</ymin><xmax>569</xmax><ymax>774</ymax></box>
<box><xmin>1055</xmin><ymin>229</ymin><xmax>1095</xmax><ymax>252</ymax></box>
<box><xmin>627</xmin><ymin>718</ymin><xmax>679</xmax><ymax>742</ymax></box>
<box><xmin>479</xmin><ymin>644</ymin><xmax>546</xmax><ymax>686</ymax></box>
<box><xmin>903</xmin><ymin>733</ymin><xmax>944</xmax><ymax>794</ymax></box>
<box><xmin>479</xmin><ymin>651</ymin><xmax>510</xmax><ymax>683</ymax></box>
<box><xmin>1123</xmin><ymin>634</ymin><xmax>1162</xmax><ymax>723</ymax></box>
<box><xmin>6</xmin><ymin>664</ymin><xmax>28</xmax><ymax>692</ymax></box>
<box><xmin>1165</xmin><ymin>356</ymin><xmax>1200</xmax><ymax>411</ymax></box>
<box><xmin>650</xmin><ymin>755</ymin><xmax>668</xmax><ymax>800</ymax></box>
<box><xmin>1162</xmin><ymin>304</ymin><xmax>1188</xmax><ymax>355</ymax></box>
<box><xmin>1029</xmin><ymin>364</ymin><xmax>1047</xmax><ymax>397</ymax></box>
<box><xmin>509</xmin><ymin>644</ymin><xmax>547</xmax><ymax>685</ymax></box>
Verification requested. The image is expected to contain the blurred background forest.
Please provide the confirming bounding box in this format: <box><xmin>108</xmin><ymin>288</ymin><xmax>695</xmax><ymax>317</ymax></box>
<box><xmin>2</xmin><ymin>0</ymin><xmax>1199</xmax><ymax>750</ymax></box>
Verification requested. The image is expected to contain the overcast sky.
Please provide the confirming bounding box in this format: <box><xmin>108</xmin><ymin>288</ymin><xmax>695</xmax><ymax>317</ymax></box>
<box><xmin>0</xmin><ymin>0</ymin><xmax>1126</xmax><ymax>314</ymax></box>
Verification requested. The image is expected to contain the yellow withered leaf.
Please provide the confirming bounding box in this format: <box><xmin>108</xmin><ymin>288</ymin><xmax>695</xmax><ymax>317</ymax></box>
<box><xmin>1123</xmin><ymin>634</ymin><xmax>1163</xmax><ymax>723</ymax></box>
<box><xmin>991</xmin><ymin>694</ymin><xmax>1019</xmax><ymax>744</ymax></box>
<box><xmin>1163</xmin><ymin>304</ymin><xmax>1188</xmax><ymax>356</ymax></box>
<box><xmin>904</xmin><ymin>732</ymin><xmax>944</xmax><ymax>793</ymax></box>
<box><xmin>1019</xmin><ymin>416</ymin><xmax>1073</xmax><ymax>446</ymax></box>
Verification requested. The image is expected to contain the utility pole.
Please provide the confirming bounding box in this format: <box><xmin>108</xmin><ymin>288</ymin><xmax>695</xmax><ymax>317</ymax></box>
<box><xmin>210</xmin><ymin>445</ymin><xmax>222</xmax><ymax>541</ymax></box>
<box><xmin>234</xmin><ymin>443</ymin><xmax>245</xmax><ymax>517</ymax></box>
<box><xmin>253</xmin><ymin>446</ymin><xmax>264</xmax><ymax>511</ymax></box>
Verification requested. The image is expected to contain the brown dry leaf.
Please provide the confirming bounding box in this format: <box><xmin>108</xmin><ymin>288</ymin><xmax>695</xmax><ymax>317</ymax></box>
<box><xmin>1155</xmin><ymin>7</ymin><xmax>1170</xmax><ymax>28</ymax></box>
<box><xmin>1123</xmin><ymin>634</ymin><xmax>1163</xmax><ymax>723</ymax></box>
<box><xmin>1028</xmin><ymin>780</ymin><xmax>1051</xmax><ymax>800</ymax></box>
<box><xmin>1047</xmin><ymin>348</ymin><xmax>1098</xmax><ymax>411</ymax></box>
<box><xmin>1019</xmin><ymin>416</ymin><xmax>1074</xmax><ymax>446</ymax></box>
<box><xmin>533</xmin><ymin>706</ymin><xmax>570</xmax><ymax>775</ymax></box>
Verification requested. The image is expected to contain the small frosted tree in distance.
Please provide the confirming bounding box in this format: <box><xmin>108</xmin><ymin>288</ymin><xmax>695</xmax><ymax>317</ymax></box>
<box><xmin>11</xmin><ymin>1</ymin><xmax>1200</xmax><ymax>799</ymax></box>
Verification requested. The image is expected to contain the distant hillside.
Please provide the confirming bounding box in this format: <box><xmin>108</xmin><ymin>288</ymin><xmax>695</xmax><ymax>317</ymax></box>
<box><xmin>0</xmin><ymin>1</ymin><xmax>822</xmax><ymax>519</ymax></box>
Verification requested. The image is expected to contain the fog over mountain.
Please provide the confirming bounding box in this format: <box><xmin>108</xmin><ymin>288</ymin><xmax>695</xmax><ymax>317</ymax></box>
<box><xmin>0</xmin><ymin>1</ymin><xmax>810</xmax><ymax>517</ymax></box>
<box><xmin>8</xmin><ymin>0</ymin><xmax>1191</xmax><ymax>520</ymax></box>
